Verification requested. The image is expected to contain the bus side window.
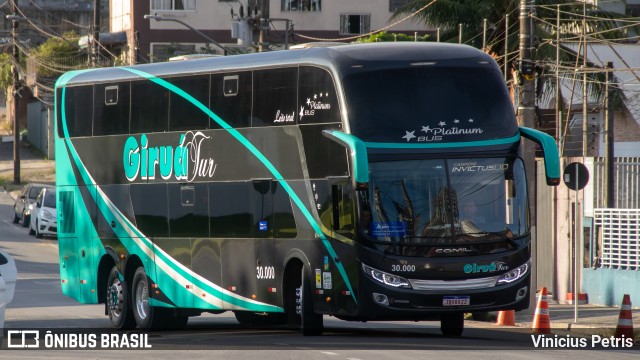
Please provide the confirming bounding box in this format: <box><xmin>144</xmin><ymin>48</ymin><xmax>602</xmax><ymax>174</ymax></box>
<box><xmin>131</xmin><ymin>183</ymin><xmax>169</xmax><ymax>237</ymax></box>
<box><xmin>131</xmin><ymin>80</ymin><xmax>169</xmax><ymax>133</ymax></box>
<box><xmin>57</xmin><ymin>86</ymin><xmax>93</xmax><ymax>138</ymax></box>
<box><xmin>210</xmin><ymin>72</ymin><xmax>251</xmax><ymax>128</ymax></box>
<box><xmin>93</xmin><ymin>82</ymin><xmax>130</xmax><ymax>136</ymax></box>
<box><xmin>169</xmin><ymin>183</ymin><xmax>209</xmax><ymax>237</ymax></box>
<box><xmin>169</xmin><ymin>75</ymin><xmax>211</xmax><ymax>131</ymax></box>
<box><xmin>298</xmin><ymin>66</ymin><xmax>340</xmax><ymax>124</ymax></box>
<box><xmin>252</xmin><ymin>68</ymin><xmax>298</xmax><ymax>127</ymax></box>
<box><xmin>331</xmin><ymin>182</ymin><xmax>355</xmax><ymax>239</ymax></box>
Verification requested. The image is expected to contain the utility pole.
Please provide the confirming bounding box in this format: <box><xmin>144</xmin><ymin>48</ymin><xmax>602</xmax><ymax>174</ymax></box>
<box><xmin>10</xmin><ymin>0</ymin><xmax>20</xmax><ymax>185</ymax></box>
<box><xmin>92</xmin><ymin>0</ymin><xmax>101</xmax><ymax>67</ymax></box>
<box><xmin>555</xmin><ymin>4</ymin><xmax>561</xmax><ymax>147</ymax></box>
<box><xmin>458</xmin><ymin>23</ymin><xmax>462</xmax><ymax>44</ymax></box>
<box><xmin>504</xmin><ymin>14</ymin><xmax>509</xmax><ymax>80</ymax></box>
<box><xmin>604</xmin><ymin>62</ymin><xmax>615</xmax><ymax>208</ymax></box>
<box><xmin>518</xmin><ymin>0</ymin><xmax>537</xmax><ymax>308</ymax></box>
<box><xmin>582</xmin><ymin>3</ymin><xmax>588</xmax><ymax>157</ymax></box>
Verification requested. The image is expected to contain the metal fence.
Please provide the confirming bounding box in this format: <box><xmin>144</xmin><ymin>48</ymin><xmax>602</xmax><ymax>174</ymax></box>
<box><xmin>592</xmin><ymin>157</ymin><xmax>640</xmax><ymax>209</ymax></box>
<box><xmin>594</xmin><ymin>208</ymin><xmax>640</xmax><ymax>270</ymax></box>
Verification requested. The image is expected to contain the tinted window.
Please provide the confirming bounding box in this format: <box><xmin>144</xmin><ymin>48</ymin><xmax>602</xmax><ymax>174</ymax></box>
<box><xmin>252</xmin><ymin>68</ymin><xmax>297</xmax><ymax>127</ymax></box>
<box><xmin>209</xmin><ymin>181</ymin><xmax>273</xmax><ymax>238</ymax></box>
<box><xmin>43</xmin><ymin>190</ymin><xmax>57</xmax><ymax>208</ymax></box>
<box><xmin>93</xmin><ymin>83</ymin><xmax>130</xmax><ymax>136</ymax></box>
<box><xmin>272</xmin><ymin>181</ymin><xmax>297</xmax><ymax>238</ymax></box>
<box><xmin>29</xmin><ymin>186</ymin><xmax>45</xmax><ymax>199</ymax></box>
<box><xmin>131</xmin><ymin>183</ymin><xmax>168</xmax><ymax>237</ymax></box>
<box><xmin>344</xmin><ymin>67</ymin><xmax>518</xmax><ymax>142</ymax></box>
<box><xmin>169</xmin><ymin>76</ymin><xmax>210</xmax><ymax>131</ymax></box>
<box><xmin>131</xmin><ymin>80</ymin><xmax>169</xmax><ymax>133</ymax></box>
<box><xmin>210</xmin><ymin>72</ymin><xmax>252</xmax><ymax>128</ymax></box>
<box><xmin>298</xmin><ymin>66</ymin><xmax>340</xmax><ymax>124</ymax></box>
<box><xmin>169</xmin><ymin>183</ymin><xmax>209</xmax><ymax>237</ymax></box>
<box><xmin>58</xmin><ymin>86</ymin><xmax>93</xmax><ymax>137</ymax></box>
<box><xmin>98</xmin><ymin>185</ymin><xmax>136</xmax><ymax>237</ymax></box>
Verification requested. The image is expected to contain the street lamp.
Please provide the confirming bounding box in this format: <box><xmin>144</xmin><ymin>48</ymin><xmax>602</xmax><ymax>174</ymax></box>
<box><xmin>6</xmin><ymin>8</ymin><xmax>25</xmax><ymax>185</ymax></box>
<box><xmin>144</xmin><ymin>14</ymin><xmax>229</xmax><ymax>56</ymax></box>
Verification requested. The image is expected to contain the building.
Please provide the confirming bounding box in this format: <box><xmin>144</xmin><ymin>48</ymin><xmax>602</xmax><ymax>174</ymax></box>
<box><xmin>109</xmin><ymin>0</ymin><xmax>432</xmax><ymax>64</ymax></box>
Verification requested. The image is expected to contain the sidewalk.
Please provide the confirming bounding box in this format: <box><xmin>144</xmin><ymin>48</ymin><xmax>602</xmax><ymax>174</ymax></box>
<box><xmin>0</xmin><ymin>136</ymin><xmax>55</xmax><ymax>193</ymax></box>
<box><xmin>511</xmin><ymin>303</ymin><xmax>640</xmax><ymax>339</ymax></box>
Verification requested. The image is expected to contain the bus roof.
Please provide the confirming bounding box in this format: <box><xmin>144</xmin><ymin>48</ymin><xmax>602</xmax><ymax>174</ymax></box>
<box><xmin>57</xmin><ymin>42</ymin><xmax>495</xmax><ymax>88</ymax></box>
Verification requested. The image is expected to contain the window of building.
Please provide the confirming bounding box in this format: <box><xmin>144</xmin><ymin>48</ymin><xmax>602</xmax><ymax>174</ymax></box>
<box><xmin>389</xmin><ymin>0</ymin><xmax>410</xmax><ymax>12</ymax></box>
<box><xmin>151</xmin><ymin>0</ymin><xmax>195</xmax><ymax>11</ymax></box>
<box><xmin>281</xmin><ymin>0</ymin><xmax>321</xmax><ymax>11</ymax></box>
<box><xmin>339</xmin><ymin>14</ymin><xmax>371</xmax><ymax>35</ymax></box>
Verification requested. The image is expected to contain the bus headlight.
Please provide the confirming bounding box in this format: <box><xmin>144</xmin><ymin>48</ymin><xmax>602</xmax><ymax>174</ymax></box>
<box><xmin>496</xmin><ymin>261</ymin><xmax>530</xmax><ymax>285</ymax></box>
<box><xmin>362</xmin><ymin>263</ymin><xmax>412</xmax><ymax>289</ymax></box>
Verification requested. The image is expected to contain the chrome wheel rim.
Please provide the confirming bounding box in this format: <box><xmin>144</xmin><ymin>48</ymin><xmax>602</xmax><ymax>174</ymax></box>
<box><xmin>135</xmin><ymin>278</ymin><xmax>149</xmax><ymax>320</ymax></box>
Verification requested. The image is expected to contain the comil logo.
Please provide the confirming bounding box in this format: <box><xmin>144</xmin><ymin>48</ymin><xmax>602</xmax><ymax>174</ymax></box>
<box><xmin>7</xmin><ymin>330</ymin><xmax>40</xmax><ymax>348</ymax></box>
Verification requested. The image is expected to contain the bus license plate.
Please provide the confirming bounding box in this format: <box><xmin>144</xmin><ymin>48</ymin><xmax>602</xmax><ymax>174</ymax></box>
<box><xmin>443</xmin><ymin>296</ymin><xmax>470</xmax><ymax>306</ymax></box>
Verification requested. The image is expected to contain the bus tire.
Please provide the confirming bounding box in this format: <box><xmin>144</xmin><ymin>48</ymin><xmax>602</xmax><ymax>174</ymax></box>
<box><xmin>300</xmin><ymin>268</ymin><xmax>323</xmax><ymax>336</ymax></box>
<box><xmin>106</xmin><ymin>266</ymin><xmax>135</xmax><ymax>329</ymax></box>
<box><xmin>440</xmin><ymin>312</ymin><xmax>464</xmax><ymax>337</ymax></box>
<box><xmin>131</xmin><ymin>267</ymin><xmax>164</xmax><ymax>330</ymax></box>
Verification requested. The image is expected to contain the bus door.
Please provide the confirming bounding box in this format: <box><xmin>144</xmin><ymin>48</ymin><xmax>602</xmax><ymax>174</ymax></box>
<box><xmin>57</xmin><ymin>185</ymin><xmax>97</xmax><ymax>303</ymax></box>
<box><xmin>329</xmin><ymin>178</ymin><xmax>356</xmax><ymax>312</ymax></box>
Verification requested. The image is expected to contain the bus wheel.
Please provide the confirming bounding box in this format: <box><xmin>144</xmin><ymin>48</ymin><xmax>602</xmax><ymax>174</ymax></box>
<box><xmin>106</xmin><ymin>267</ymin><xmax>135</xmax><ymax>329</ymax></box>
<box><xmin>131</xmin><ymin>267</ymin><xmax>164</xmax><ymax>330</ymax></box>
<box><xmin>440</xmin><ymin>312</ymin><xmax>464</xmax><ymax>337</ymax></box>
<box><xmin>299</xmin><ymin>268</ymin><xmax>323</xmax><ymax>336</ymax></box>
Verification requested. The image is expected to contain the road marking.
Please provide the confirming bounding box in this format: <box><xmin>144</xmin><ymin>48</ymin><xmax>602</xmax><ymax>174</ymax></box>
<box><xmin>320</xmin><ymin>352</ymin><xmax>339</xmax><ymax>356</ymax></box>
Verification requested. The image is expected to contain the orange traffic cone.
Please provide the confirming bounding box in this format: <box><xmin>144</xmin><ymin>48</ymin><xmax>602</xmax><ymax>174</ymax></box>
<box><xmin>614</xmin><ymin>294</ymin><xmax>634</xmax><ymax>339</ymax></box>
<box><xmin>531</xmin><ymin>287</ymin><xmax>551</xmax><ymax>334</ymax></box>
<box><xmin>496</xmin><ymin>310</ymin><xmax>516</xmax><ymax>326</ymax></box>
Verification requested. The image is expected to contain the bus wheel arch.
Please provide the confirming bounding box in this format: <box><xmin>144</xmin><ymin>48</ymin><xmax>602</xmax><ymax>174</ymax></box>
<box><xmin>282</xmin><ymin>255</ymin><xmax>323</xmax><ymax>335</ymax></box>
<box><xmin>97</xmin><ymin>255</ymin><xmax>116</xmax><ymax>305</ymax></box>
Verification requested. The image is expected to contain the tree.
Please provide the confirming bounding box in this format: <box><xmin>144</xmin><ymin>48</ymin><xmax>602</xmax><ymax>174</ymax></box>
<box><xmin>32</xmin><ymin>31</ymin><xmax>86</xmax><ymax>78</ymax></box>
<box><xmin>355</xmin><ymin>31</ymin><xmax>430</xmax><ymax>43</ymax></box>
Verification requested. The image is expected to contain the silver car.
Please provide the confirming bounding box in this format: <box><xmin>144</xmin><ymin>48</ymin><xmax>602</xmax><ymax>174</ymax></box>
<box><xmin>29</xmin><ymin>186</ymin><xmax>57</xmax><ymax>239</ymax></box>
<box><xmin>12</xmin><ymin>183</ymin><xmax>49</xmax><ymax>228</ymax></box>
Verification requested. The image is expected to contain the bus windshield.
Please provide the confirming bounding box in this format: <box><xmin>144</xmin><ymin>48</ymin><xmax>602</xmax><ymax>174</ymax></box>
<box><xmin>343</xmin><ymin>66</ymin><xmax>517</xmax><ymax>143</ymax></box>
<box><xmin>362</xmin><ymin>158</ymin><xmax>528</xmax><ymax>244</ymax></box>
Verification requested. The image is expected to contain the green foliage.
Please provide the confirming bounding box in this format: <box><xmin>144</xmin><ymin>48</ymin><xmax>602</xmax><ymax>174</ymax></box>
<box><xmin>0</xmin><ymin>53</ymin><xmax>12</xmax><ymax>96</ymax></box>
<box><xmin>32</xmin><ymin>31</ymin><xmax>86</xmax><ymax>78</ymax></box>
<box><xmin>355</xmin><ymin>31</ymin><xmax>430</xmax><ymax>43</ymax></box>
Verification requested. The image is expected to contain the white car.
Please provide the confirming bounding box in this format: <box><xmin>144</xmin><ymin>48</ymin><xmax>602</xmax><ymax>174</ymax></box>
<box><xmin>29</xmin><ymin>186</ymin><xmax>57</xmax><ymax>239</ymax></box>
<box><xmin>0</xmin><ymin>250</ymin><xmax>17</xmax><ymax>331</ymax></box>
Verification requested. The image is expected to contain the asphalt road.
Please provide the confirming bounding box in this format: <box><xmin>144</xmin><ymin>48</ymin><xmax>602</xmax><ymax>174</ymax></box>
<box><xmin>1</xmin><ymin>190</ymin><xmax>638</xmax><ymax>359</ymax></box>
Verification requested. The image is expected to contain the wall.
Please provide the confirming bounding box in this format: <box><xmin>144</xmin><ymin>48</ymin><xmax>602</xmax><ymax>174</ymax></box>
<box><xmin>583</xmin><ymin>268</ymin><xmax>640</xmax><ymax>307</ymax></box>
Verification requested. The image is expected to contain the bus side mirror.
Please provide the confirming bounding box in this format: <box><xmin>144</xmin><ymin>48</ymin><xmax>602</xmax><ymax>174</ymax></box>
<box><xmin>519</xmin><ymin>127</ymin><xmax>560</xmax><ymax>186</ymax></box>
<box><xmin>322</xmin><ymin>130</ymin><xmax>369</xmax><ymax>189</ymax></box>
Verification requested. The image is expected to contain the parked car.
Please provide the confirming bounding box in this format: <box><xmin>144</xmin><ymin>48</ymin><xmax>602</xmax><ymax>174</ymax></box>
<box><xmin>29</xmin><ymin>186</ymin><xmax>57</xmax><ymax>239</ymax></box>
<box><xmin>0</xmin><ymin>250</ymin><xmax>17</xmax><ymax>332</ymax></box>
<box><xmin>12</xmin><ymin>183</ymin><xmax>49</xmax><ymax>228</ymax></box>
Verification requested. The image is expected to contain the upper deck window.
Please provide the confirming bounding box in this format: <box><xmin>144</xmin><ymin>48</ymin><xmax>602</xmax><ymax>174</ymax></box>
<box><xmin>344</xmin><ymin>66</ymin><xmax>517</xmax><ymax>143</ymax></box>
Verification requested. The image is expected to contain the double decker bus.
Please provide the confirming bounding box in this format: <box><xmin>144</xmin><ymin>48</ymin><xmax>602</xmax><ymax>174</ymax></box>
<box><xmin>55</xmin><ymin>42</ymin><xmax>559</xmax><ymax>336</ymax></box>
